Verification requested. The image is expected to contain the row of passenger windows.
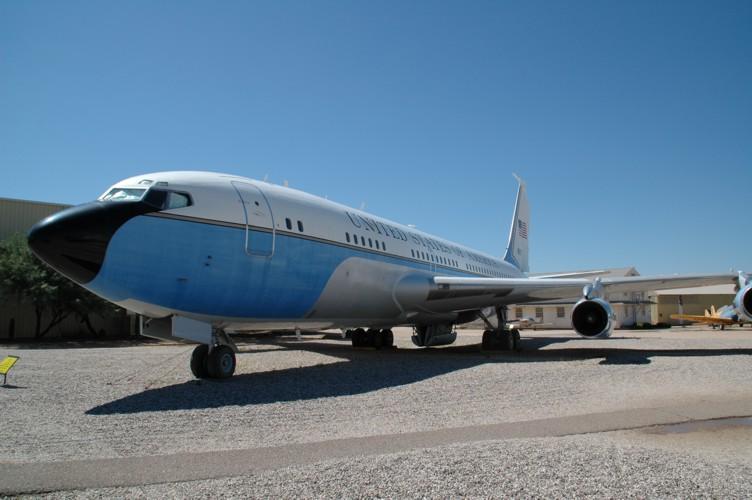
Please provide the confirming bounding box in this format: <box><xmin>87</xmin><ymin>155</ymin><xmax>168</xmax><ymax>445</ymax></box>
<box><xmin>466</xmin><ymin>263</ymin><xmax>508</xmax><ymax>277</ymax></box>
<box><xmin>410</xmin><ymin>249</ymin><xmax>458</xmax><ymax>268</ymax></box>
<box><xmin>345</xmin><ymin>232</ymin><xmax>387</xmax><ymax>251</ymax></box>
<box><xmin>284</xmin><ymin>217</ymin><xmax>304</xmax><ymax>233</ymax></box>
<box><xmin>342</xmin><ymin>230</ymin><xmax>507</xmax><ymax>276</ymax></box>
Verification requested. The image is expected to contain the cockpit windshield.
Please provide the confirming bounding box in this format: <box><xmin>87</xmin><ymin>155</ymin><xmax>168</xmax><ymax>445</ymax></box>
<box><xmin>100</xmin><ymin>188</ymin><xmax>146</xmax><ymax>202</ymax></box>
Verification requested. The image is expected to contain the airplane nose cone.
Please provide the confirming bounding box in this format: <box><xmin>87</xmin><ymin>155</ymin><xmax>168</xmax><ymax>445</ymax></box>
<box><xmin>28</xmin><ymin>201</ymin><xmax>158</xmax><ymax>284</ymax></box>
<box><xmin>28</xmin><ymin>203</ymin><xmax>114</xmax><ymax>284</ymax></box>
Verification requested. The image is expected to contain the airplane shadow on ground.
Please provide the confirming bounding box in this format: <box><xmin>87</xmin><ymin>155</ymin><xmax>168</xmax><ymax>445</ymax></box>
<box><xmin>86</xmin><ymin>336</ymin><xmax>752</xmax><ymax>415</ymax></box>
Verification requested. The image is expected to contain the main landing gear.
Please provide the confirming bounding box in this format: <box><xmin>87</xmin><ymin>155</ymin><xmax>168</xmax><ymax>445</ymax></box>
<box><xmin>347</xmin><ymin>328</ymin><xmax>394</xmax><ymax>349</ymax></box>
<box><xmin>190</xmin><ymin>329</ymin><xmax>237</xmax><ymax>379</ymax></box>
<box><xmin>480</xmin><ymin>306</ymin><xmax>522</xmax><ymax>352</ymax></box>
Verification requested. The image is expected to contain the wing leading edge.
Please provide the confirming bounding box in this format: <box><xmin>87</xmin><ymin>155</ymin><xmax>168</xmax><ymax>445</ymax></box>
<box><xmin>431</xmin><ymin>273</ymin><xmax>738</xmax><ymax>307</ymax></box>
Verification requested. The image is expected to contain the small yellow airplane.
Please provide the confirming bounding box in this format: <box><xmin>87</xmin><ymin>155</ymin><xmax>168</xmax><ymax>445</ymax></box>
<box><xmin>671</xmin><ymin>305</ymin><xmax>744</xmax><ymax>330</ymax></box>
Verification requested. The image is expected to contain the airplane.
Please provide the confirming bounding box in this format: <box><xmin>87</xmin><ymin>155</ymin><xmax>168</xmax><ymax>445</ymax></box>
<box><xmin>26</xmin><ymin>171</ymin><xmax>752</xmax><ymax>379</ymax></box>
<box><xmin>508</xmin><ymin>316</ymin><xmax>548</xmax><ymax>330</ymax></box>
<box><xmin>671</xmin><ymin>304</ymin><xmax>747</xmax><ymax>330</ymax></box>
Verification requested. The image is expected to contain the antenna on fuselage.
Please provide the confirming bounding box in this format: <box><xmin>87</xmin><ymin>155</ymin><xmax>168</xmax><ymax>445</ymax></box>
<box><xmin>283</xmin><ymin>180</ymin><xmax>289</xmax><ymax>187</ymax></box>
<box><xmin>359</xmin><ymin>202</ymin><xmax>366</xmax><ymax>210</ymax></box>
<box><xmin>263</xmin><ymin>174</ymin><xmax>269</xmax><ymax>182</ymax></box>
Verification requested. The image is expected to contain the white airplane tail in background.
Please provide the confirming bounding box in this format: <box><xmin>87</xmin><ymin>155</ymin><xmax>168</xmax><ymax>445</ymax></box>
<box><xmin>503</xmin><ymin>173</ymin><xmax>530</xmax><ymax>273</ymax></box>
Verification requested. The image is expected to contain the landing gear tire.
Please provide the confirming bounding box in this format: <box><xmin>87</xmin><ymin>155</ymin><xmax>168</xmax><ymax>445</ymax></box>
<box><xmin>366</xmin><ymin>328</ymin><xmax>380</xmax><ymax>348</ymax></box>
<box><xmin>190</xmin><ymin>344</ymin><xmax>210</xmax><ymax>379</ymax></box>
<box><xmin>351</xmin><ymin>328</ymin><xmax>367</xmax><ymax>347</ymax></box>
<box><xmin>380</xmin><ymin>329</ymin><xmax>394</xmax><ymax>348</ymax></box>
<box><xmin>207</xmin><ymin>345</ymin><xmax>236</xmax><ymax>379</ymax></box>
<box><xmin>351</xmin><ymin>328</ymin><xmax>393</xmax><ymax>349</ymax></box>
<box><xmin>509</xmin><ymin>328</ymin><xmax>521</xmax><ymax>351</ymax></box>
<box><xmin>482</xmin><ymin>329</ymin><xmax>520</xmax><ymax>352</ymax></box>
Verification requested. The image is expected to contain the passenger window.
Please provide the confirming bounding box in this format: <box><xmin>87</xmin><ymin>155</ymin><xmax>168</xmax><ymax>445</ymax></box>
<box><xmin>297</xmin><ymin>220</ymin><xmax>304</xmax><ymax>232</ymax></box>
<box><xmin>368</xmin><ymin>238</ymin><xmax>373</xmax><ymax>248</ymax></box>
<box><xmin>346</xmin><ymin>233</ymin><xmax>350</xmax><ymax>243</ymax></box>
<box><xmin>285</xmin><ymin>218</ymin><xmax>292</xmax><ymax>230</ymax></box>
<box><xmin>361</xmin><ymin>236</ymin><xmax>366</xmax><ymax>246</ymax></box>
<box><xmin>382</xmin><ymin>242</ymin><xmax>386</xmax><ymax>251</ymax></box>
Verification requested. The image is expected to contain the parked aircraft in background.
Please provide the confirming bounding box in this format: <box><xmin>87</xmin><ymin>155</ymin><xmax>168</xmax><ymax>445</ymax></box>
<box><xmin>672</xmin><ymin>304</ymin><xmax>747</xmax><ymax>330</ymax></box>
<box><xmin>27</xmin><ymin>172</ymin><xmax>751</xmax><ymax>379</ymax></box>
<box><xmin>508</xmin><ymin>316</ymin><xmax>548</xmax><ymax>330</ymax></box>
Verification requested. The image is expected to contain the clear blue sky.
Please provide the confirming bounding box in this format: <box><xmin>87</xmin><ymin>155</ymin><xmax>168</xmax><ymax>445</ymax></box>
<box><xmin>1</xmin><ymin>0</ymin><xmax>750</xmax><ymax>275</ymax></box>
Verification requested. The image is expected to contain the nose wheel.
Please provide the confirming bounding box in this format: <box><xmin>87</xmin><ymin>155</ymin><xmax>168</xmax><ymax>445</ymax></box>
<box><xmin>190</xmin><ymin>344</ymin><xmax>236</xmax><ymax>379</ymax></box>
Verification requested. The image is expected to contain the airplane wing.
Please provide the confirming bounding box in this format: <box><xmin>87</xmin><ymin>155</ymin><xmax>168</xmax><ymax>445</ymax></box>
<box><xmin>669</xmin><ymin>314</ymin><xmax>737</xmax><ymax>325</ymax></box>
<box><xmin>531</xmin><ymin>270</ymin><xmax>609</xmax><ymax>279</ymax></box>
<box><xmin>429</xmin><ymin>273</ymin><xmax>738</xmax><ymax>306</ymax></box>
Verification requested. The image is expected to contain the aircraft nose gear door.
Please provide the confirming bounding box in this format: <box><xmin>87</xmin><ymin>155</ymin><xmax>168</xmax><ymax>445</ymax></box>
<box><xmin>231</xmin><ymin>181</ymin><xmax>275</xmax><ymax>257</ymax></box>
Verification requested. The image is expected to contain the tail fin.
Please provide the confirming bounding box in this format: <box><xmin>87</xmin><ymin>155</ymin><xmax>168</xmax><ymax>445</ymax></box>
<box><xmin>503</xmin><ymin>174</ymin><xmax>530</xmax><ymax>273</ymax></box>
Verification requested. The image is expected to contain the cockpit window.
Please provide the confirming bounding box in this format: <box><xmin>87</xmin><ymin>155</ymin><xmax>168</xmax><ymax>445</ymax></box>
<box><xmin>101</xmin><ymin>188</ymin><xmax>146</xmax><ymax>202</ymax></box>
<box><xmin>142</xmin><ymin>189</ymin><xmax>193</xmax><ymax>210</ymax></box>
<box><xmin>167</xmin><ymin>192</ymin><xmax>191</xmax><ymax>209</ymax></box>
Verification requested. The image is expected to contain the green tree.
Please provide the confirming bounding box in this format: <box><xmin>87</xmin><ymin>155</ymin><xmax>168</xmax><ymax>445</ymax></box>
<box><xmin>0</xmin><ymin>234</ymin><xmax>119</xmax><ymax>338</ymax></box>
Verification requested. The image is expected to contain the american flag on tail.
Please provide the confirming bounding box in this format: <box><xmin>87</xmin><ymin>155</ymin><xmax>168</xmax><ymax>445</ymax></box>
<box><xmin>518</xmin><ymin>219</ymin><xmax>528</xmax><ymax>239</ymax></box>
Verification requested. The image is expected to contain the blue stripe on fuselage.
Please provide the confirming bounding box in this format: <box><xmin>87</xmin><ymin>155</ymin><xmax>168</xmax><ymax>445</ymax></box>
<box><xmin>86</xmin><ymin>215</ymin><xmax>471</xmax><ymax>319</ymax></box>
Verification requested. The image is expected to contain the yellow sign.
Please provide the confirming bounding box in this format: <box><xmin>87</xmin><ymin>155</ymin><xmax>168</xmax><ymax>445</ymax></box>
<box><xmin>0</xmin><ymin>356</ymin><xmax>19</xmax><ymax>384</ymax></box>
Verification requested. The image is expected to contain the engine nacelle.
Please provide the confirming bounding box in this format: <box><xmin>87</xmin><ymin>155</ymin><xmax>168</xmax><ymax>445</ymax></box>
<box><xmin>734</xmin><ymin>285</ymin><xmax>752</xmax><ymax>322</ymax></box>
<box><xmin>411</xmin><ymin>324</ymin><xmax>457</xmax><ymax>347</ymax></box>
<box><xmin>571</xmin><ymin>298</ymin><xmax>614</xmax><ymax>338</ymax></box>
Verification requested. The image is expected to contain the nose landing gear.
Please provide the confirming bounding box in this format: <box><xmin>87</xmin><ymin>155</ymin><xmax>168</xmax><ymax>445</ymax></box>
<box><xmin>189</xmin><ymin>327</ymin><xmax>238</xmax><ymax>379</ymax></box>
<box><xmin>190</xmin><ymin>344</ymin><xmax>237</xmax><ymax>379</ymax></box>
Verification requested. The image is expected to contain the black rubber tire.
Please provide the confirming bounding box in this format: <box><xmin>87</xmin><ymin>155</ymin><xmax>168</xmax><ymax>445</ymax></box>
<box><xmin>505</xmin><ymin>331</ymin><xmax>516</xmax><ymax>351</ymax></box>
<box><xmin>207</xmin><ymin>345</ymin><xmax>236</xmax><ymax>379</ymax></box>
<box><xmin>366</xmin><ymin>328</ymin><xmax>380</xmax><ymax>348</ymax></box>
<box><xmin>481</xmin><ymin>330</ymin><xmax>492</xmax><ymax>350</ymax></box>
<box><xmin>511</xmin><ymin>328</ymin><xmax>521</xmax><ymax>351</ymax></box>
<box><xmin>382</xmin><ymin>329</ymin><xmax>394</xmax><ymax>348</ymax></box>
<box><xmin>190</xmin><ymin>344</ymin><xmax>210</xmax><ymax>379</ymax></box>
<box><xmin>351</xmin><ymin>328</ymin><xmax>366</xmax><ymax>347</ymax></box>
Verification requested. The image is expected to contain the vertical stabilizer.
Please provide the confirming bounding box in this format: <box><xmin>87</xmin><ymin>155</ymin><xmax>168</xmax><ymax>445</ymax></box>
<box><xmin>503</xmin><ymin>174</ymin><xmax>530</xmax><ymax>273</ymax></box>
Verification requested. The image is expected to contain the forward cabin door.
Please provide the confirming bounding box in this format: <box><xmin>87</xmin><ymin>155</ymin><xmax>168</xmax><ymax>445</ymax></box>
<box><xmin>231</xmin><ymin>181</ymin><xmax>275</xmax><ymax>257</ymax></box>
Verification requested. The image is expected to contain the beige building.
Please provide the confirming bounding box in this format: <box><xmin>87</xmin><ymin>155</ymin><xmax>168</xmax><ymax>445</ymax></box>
<box><xmin>0</xmin><ymin>197</ymin><xmax>133</xmax><ymax>339</ymax></box>
<box><xmin>0</xmin><ymin>197</ymin><xmax>70</xmax><ymax>241</ymax></box>
<box><xmin>649</xmin><ymin>284</ymin><xmax>737</xmax><ymax>325</ymax></box>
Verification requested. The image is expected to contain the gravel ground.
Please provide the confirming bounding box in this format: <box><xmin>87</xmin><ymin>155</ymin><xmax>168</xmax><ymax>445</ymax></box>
<box><xmin>1</xmin><ymin>327</ymin><xmax>751</xmax><ymax>464</ymax></box>
<box><xmin>2</xmin><ymin>326</ymin><xmax>752</xmax><ymax>497</ymax></box>
<box><xmin>24</xmin><ymin>430</ymin><xmax>752</xmax><ymax>499</ymax></box>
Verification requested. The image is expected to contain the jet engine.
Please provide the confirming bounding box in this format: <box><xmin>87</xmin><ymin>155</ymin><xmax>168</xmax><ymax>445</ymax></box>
<box><xmin>571</xmin><ymin>298</ymin><xmax>614</xmax><ymax>338</ymax></box>
<box><xmin>734</xmin><ymin>285</ymin><xmax>752</xmax><ymax>322</ymax></box>
<box><xmin>411</xmin><ymin>324</ymin><xmax>457</xmax><ymax>347</ymax></box>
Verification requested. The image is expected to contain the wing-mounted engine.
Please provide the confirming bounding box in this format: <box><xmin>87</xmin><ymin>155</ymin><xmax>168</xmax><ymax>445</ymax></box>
<box><xmin>733</xmin><ymin>272</ymin><xmax>752</xmax><ymax>322</ymax></box>
<box><xmin>412</xmin><ymin>324</ymin><xmax>457</xmax><ymax>347</ymax></box>
<box><xmin>571</xmin><ymin>278</ymin><xmax>615</xmax><ymax>338</ymax></box>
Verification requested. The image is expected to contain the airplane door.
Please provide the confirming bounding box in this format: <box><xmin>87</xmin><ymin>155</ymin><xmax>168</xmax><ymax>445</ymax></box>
<box><xmin>231</xmin><ymin>181</ymin><xmax>276</xmax><ymax>257</ymax></box>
